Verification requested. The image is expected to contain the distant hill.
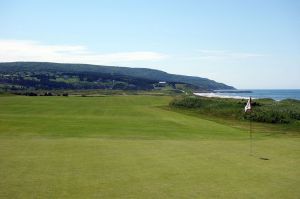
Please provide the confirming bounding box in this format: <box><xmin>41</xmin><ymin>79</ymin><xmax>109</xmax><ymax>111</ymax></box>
<box><xmin>0</xmin><ymin>62</ymin><xmax>235</xmax><ymax>91</ymax></box>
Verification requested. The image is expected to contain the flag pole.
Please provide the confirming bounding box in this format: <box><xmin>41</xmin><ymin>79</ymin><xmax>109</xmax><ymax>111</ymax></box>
<box><xmin>245</xmin><ymin>96</ymin><xmax>253</xmax><ymax>156</ymax></box>
<box><xmin>249</xmin><ymin>97</ymin><xmax>253</xmax><ymax>156</ymax></box>
<box><xmin>250</xmin><ymin>113</ymin><xmax>253</xmax><ymax>156</ymax></box>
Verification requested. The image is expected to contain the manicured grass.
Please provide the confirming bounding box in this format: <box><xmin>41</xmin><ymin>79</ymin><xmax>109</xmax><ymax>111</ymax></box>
<box><xmin>0</xmin><ymin>95</ymin><xmax>299</xmax><ymax>198</ymax></box>
<box><xmin>0</xmin><ymin>95</ymin><xmax>247</xmax><ymax>139</ymax></box>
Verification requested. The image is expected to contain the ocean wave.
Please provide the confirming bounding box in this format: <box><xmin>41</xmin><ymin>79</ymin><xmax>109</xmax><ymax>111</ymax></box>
<box><xmin>193</xmin><ymin>93</ymin><xmax>249</xmax><ymax>99</ymax></box>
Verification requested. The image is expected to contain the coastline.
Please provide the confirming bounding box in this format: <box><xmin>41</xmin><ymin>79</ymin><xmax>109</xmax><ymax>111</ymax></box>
<box><xmin>194</xmin><ymin>89</ymin><xmax>300</xmax><ymax>101</ymax></box>
<box><xmin>193</xmin><ymin>92</ymin><xmax>249</xmax><ymax>99</ymax></box>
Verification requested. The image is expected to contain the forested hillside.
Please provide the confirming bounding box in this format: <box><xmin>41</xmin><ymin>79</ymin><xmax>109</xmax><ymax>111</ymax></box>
<box><xmin>0</xmin><ymin>62</ymin><xmax>235</xmax><ymax>91</ymax></box>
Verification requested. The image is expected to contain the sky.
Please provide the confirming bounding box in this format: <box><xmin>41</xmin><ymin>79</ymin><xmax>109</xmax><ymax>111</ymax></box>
<box><xmin>0</xmin><ymin>0</ymin><xmax>299</xmax><ymax>89</ymax></box>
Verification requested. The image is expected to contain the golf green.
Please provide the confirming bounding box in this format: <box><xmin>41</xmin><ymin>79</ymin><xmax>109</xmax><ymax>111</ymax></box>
<box><xmin>0</xmin><ymin>95</ymin><xmax>299</xmax><ymax>198</ymax></box>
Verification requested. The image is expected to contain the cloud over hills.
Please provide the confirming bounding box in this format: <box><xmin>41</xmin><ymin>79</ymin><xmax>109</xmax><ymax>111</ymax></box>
<box><xmin>0</xmin><ymin>39</ymin><xmax>167</xmax><ymax>65</ymax></box>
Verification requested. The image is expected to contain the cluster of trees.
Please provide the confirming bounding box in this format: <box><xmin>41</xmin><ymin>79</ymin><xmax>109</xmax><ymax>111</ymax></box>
<box><xmin>14</xmin><ymin>92</ymin><xmax>69</xmax><ymax>97</ymax></box>
<box><xmin>170</xmin><ymin>96</ymin><xmax>300</xmax><ymax>124</ymax></box>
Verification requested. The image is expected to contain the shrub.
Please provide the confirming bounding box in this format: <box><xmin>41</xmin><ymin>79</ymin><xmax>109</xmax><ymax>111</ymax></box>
<box><xmin>170</xmin><ymin>96</ymin><xmax>300</xmax><ymax>124</ymax></box>
<box><xmin>170</xmin><ymin>97</ymin><xmax>203</xmax><ymax>108</ymax></box>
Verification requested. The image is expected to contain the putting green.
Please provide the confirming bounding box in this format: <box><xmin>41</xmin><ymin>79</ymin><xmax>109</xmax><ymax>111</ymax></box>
<box><xmin>0</xmin><ymin>96</ymin><xmax>299</xmax><ymax>198</ymax></box>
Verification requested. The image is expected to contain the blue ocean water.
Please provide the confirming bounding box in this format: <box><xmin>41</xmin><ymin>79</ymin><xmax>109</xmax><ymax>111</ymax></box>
<box><xmin>214</xmin><ymin>89</ymin><xmax>300</xmax><ymax>100</ymax></box>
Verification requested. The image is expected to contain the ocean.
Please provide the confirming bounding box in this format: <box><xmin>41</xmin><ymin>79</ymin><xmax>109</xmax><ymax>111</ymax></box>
<box><xmin>194</xmin><ymin>89</ymin><xmax>300</xmax><ymax>101</ymax></box>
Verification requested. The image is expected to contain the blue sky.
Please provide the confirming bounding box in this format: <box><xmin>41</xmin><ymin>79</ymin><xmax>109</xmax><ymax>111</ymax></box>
<box><xmin>0</xmin><ymin>0</ymin><xmax>299</xmax><ymax>89</ymax></box>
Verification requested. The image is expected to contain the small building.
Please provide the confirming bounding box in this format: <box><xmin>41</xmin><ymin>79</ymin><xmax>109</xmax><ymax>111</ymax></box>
<box><xmin>158</xmin><ymin>81</ymin><xmax>167</xmax><ymax>86</ymax></box>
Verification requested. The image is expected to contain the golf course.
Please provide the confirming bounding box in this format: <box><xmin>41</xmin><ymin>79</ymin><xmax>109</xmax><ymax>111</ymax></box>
<box><xmin>0</xmin><ymin>94</ymin><xmax>299</xmax><ymax>198</ymax></box>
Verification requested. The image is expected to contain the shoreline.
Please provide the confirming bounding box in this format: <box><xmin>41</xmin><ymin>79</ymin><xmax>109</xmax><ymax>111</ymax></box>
<box><xmin>193</xmin><ymin>92</ymin><xmax>249</xmax><ymax>99</ymax></box>
<box><xmin>194</xmin><ymin>89</ymin><xmax>300</xmax><ymax>101</ymax></box>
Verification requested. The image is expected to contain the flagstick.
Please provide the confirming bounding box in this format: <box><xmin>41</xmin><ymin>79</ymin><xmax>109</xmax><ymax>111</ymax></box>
<box><xmin>245</xmin><ymin>97</ymin><xmax>253</xmax><ymax>156</ymax></box>
<box><xmin>250</xmin><ymin>116</ymin><xmax>253</xmax><ymax>156</ymax></box>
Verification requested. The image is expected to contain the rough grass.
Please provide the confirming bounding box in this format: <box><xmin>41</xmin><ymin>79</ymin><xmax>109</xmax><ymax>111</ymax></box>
<box><xmin>170</xmin><ymin>96</ymin><xmax>300</xmax><ymax>125</ymax></box>
<box><xmin>0</xmin><ymin>95</ymin><xmax>299</xmax><ymax>199</ymax></box>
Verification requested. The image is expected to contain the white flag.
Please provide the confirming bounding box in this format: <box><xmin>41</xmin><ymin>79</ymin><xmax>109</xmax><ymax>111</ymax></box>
<box><xmin>245</xmin><ymin>97</ymin><xmax>252</xmax><ymax>112</ymax></box>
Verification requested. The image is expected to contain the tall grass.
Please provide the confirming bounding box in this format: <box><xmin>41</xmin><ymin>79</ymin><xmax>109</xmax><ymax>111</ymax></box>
<box><xmin>170</xmin><ymin>96</ymin><xmax>300</xmax><ymax>124</ymax></box>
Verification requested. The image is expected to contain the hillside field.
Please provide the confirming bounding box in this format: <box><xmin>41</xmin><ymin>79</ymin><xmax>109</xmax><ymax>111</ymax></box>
<box><xmin>0</xmin><ymin>95</ymin><xmax>299</xmax><ymax>198</ymax></box>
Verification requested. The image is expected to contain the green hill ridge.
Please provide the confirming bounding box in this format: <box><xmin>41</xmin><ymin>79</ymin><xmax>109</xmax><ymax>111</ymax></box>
<box><xmin>0</xmin><ymin>62</ymin><xmax>234</xmax><ymax>90</ymax></box>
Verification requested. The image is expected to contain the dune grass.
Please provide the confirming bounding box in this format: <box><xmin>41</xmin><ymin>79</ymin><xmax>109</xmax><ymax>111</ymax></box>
<box><xmin>0</xmin><ymin>95</ymin><xmax>299</xmax><ymax>198</ymax></box>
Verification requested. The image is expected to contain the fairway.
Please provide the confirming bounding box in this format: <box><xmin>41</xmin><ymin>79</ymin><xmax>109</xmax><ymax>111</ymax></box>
<box><xmin>0</xmin><ymin>95</ymin><xmax>299</xmax><ymax>198</ymax></box>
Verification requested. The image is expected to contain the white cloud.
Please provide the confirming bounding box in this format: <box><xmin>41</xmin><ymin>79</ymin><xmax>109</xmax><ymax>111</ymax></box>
<box><xmin>194</xmin><ymin>49</ymin><xmax>266</xmax><ymax>60</ymax></box>
<box><xmin>0</xmin><ymin>39</ymin><xmax>167</xmax><ymax>65</ymax></box>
